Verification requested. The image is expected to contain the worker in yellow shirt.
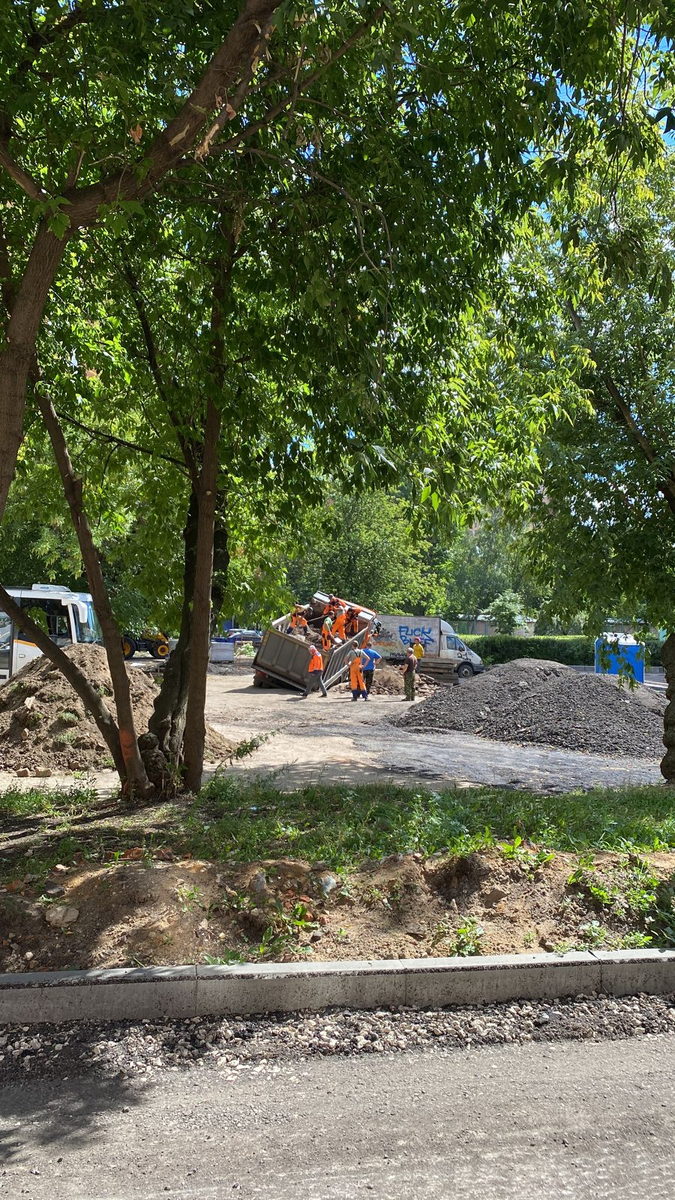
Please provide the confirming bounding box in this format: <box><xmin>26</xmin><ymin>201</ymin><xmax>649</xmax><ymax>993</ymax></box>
<box><xmin>412</xmin><ymin>636</ymin><xmax>425</xmax><ymax>665</ymax></box>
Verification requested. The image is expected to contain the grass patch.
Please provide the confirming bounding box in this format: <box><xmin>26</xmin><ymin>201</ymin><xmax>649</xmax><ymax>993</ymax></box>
<box><xmin>183</xmin><ymin>778</ymin><xmax>675</xmax><ymax>869</ymax></box>
<box><xmin>0</xmin><ymin>785</ymin><xmax>96</xmax><ymax>820</ymax></box>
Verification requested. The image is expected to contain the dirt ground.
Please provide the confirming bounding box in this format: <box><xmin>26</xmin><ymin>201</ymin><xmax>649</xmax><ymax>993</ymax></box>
<box><xmin>0</xmin><ymin>647</ymin><xmax>236</xmax><ymax>774</ymax></box>
<box><xmin>204</xmin><ymin>671</ymin><xmax>663</xmax><ymax>794</ymax></box>
<box><xmin>2</xmin><ymin>846</ymin><xmax>673</xmax><ymax>973</ymax></box>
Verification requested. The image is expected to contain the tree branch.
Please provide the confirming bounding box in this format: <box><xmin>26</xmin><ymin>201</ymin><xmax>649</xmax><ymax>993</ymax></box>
<box><xmin>120</xmin><ymin>254</ymin><xmax>199</xmax><ymax>485</ymax></box>
<box><xmin>567</xmin><ymin>301</ymin><xmax>675</xmax><ymax>516</ymax></box>
<box><xmin>211</xmin><ymin>5</ymin><xmax>388</xmax><ymax>159</ymax></box>
<box><xmin>0</xmin><ymin>144</ymin><xmax>47</xmax><ymax>201</ymax></box>
<box><xmin>56</xmin><ymin>410</ymin><xmax>187</xmax><ymax>470</ymax></box>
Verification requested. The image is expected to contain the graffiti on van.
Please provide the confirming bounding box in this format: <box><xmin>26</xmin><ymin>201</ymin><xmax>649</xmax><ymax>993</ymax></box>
<box><xmin>398</xmin><ymin>624</ymin><xmax>435</xmax><ymax>647</ymax></box>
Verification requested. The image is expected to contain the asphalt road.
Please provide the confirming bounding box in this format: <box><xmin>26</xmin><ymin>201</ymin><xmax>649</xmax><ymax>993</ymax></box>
<box><xmin>2</xmin><ymin>1036</ymin><xmax>673</xmax><ymax>1198</ymax></box>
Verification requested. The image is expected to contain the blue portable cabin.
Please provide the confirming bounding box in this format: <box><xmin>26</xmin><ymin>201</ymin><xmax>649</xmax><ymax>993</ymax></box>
<box><xmin>594</xmin><ymin>634</ymin><xmax>645</xmax><ymax>684</ymax></box>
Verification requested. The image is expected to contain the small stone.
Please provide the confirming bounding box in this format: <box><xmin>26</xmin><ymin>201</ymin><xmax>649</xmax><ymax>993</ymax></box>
<box><xmin>45</xmin><ymin>905</ymin><xmax>79</xmax><ymax>927</ymax></box>
<box><xmin>15</xmin><ymin>768</ymin><xmax>30</xmax><ymax>778</ymax></box>
<box><xmin>24</xmin><ymin>951</ymin><xmax>34</xmax><ymax>962</ymax></box>
<box><xmin>310</xmin><ymin>931</ymin><xmax>323</xmax><ymax>943</ymax></box>
<box><xmin>34</xmin><ymin>766</ymin><xmax>53</xmax><ymax>778</ymax></box>
<box><xmin>406</xmin><ymin>925</ymin><xmax>426</xmax><ymax>942</ymax></box>
<box><xmin>20</xmin><ymin>729</ymin><xmax>30</xmax><ymax>742</ymax></box>
<box><xmin>43</xmin><ymin>882</ymin><xmax>65</xmax><ymax>898</ymax></box>
<box><xmin>543</xmin><ymin>940</ymin><xmax>556</xmax><ymax>952</ymax></box>
<box><xmin>483</xmin><ymin>887</ymin><xmax>509</xmax><ymax>908</ymax></box>
<box><xmin>314</xmin><ymin>872</ymin><xmax>340</xmax><ymax>898</ymax></box>
<box><xmin>53</xmin><ymin>864</ymin><xmax>69</xmax><ymax>873</ymax></box>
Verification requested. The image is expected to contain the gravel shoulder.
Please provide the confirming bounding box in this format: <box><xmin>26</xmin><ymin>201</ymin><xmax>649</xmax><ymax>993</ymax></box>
<box><xmin>1</xmin><ymin>1016</ymin><xmax>674</xmax><ymax>1198</ymax></box>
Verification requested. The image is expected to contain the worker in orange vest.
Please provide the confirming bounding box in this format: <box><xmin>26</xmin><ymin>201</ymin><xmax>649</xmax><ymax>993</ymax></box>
<box><xmin>345</xmin><ymin>607</ymin><xmax>360</xmax><ymax>639</ymax></box>
<box><xmin>302</xmin><ymin>643</ymin><xmax>328</xmax><ymax>698</ymax></box>
<box><xmin>332</xmin><ymin>606</ymin><xmax>348</xmax><ymax>642</ymax></box>
<box><xmin>348</xmin><ymin>649</ymin><xmax>369</xmax><ymax>701</ymax></box>
<box><xmin>289</xmin><ymin>605</ymin><xmax>308</xmax><ymax>634</ymax></box>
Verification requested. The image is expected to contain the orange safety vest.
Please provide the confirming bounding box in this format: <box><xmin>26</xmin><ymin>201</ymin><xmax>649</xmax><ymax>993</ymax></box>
<box><xmin>290</xmin><ymin>613</ymin><xmax>308</xmax><ymax>630</ymax></box>
<box><xmin>308</xmin><ymin>648</ymin><xmax>323</xmax><ymax>672</ymax></box>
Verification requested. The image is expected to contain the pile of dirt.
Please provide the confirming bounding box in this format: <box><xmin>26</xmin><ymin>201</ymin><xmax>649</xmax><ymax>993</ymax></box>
<box><xmin>2</xmin><ymin>846</ymin><xmax>672</xmax><ymax>972</ymax></box>
<box><xmin>0</xmin><ymin>645</ymin><xmax>236</xmax><ymax>774</ymax></box>
<box><xmin>337</xmin><ymin>664</ymin><xmax>439</xmax><ymax>697</ymax></box>
<box><xmin>397</xmin><ymin>658</ymin><xmax>667</xmax><ymax>759</ymax></box>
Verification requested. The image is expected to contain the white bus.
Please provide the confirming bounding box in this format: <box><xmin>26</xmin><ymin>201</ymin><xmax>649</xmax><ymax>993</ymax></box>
<box><xmin>0</xmin><ymin>584</ymin><xmax>102</xmax><ymax>683</ymax></box>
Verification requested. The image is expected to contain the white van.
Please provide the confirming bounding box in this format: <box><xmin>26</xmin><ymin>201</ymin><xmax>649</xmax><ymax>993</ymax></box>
<box><xmin>375</xmin><ymin>614</ymin><xmax>484</xmax><ymax>679</ymax></box>
<box><xmin>0</xmin><ymin>584</ymin><xmax>102</xmax><ymax>682</ymax></box>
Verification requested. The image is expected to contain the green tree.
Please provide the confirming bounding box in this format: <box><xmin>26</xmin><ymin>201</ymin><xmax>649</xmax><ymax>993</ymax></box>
<box><xmin>488</xmin><ymin>590</ymin><xmax>525</xmax><ymax>636</ymax></box>
<box><xmin>286</xmin><ymin>491</ymin><xmax>447</xmax><ymax>613</ymax></box>
<box><xmin>472</xmin><ymin>154</ymin><xmax>675</xmax><ymax>777</ymax></box>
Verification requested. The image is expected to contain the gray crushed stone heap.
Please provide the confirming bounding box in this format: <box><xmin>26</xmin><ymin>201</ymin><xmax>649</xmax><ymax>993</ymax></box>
<box><xmin>1</xmin><ymin>993</ymin><xmax>674</xmax><ymax>1083</ymax></box>
<box><xmin>397</xmin><ymin>658</ymin><xmax>667</xmax><ymax>758</ymax></box>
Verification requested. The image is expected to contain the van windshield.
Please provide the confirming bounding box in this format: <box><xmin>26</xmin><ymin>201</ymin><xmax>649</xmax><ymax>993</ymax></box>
<box><xmin>72</xmin><ymin>600</ymin><xmax>103</xmax><ymax>645</ymax></box>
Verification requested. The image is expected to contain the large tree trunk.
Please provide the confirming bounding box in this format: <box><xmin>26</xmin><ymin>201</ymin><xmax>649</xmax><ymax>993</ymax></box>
<box><xmin>36</xmin><ymin>390</ymin><xmax>153</xmax><ymax>797</ymax></box>
<box><xmin>149</xmin><ymin>493</ymin><xmax>198</xmax><ymax>761</ymax></box>
<box><xmin>660</xmin><ymin>633</ymin><xmax>675</xmax><ymax>784</ymax></box>
<box><xmin>183</xmin><ymin>399</ymin><xmax>222</xmax><ymax>793</ymax></box>
<box><xmin>0</xmin><ymin>225</ymin><xmax>69</xmax><ymax>519</ymax></box>
<box><xmin>210</xmin><ymin>493</ymin><xmax>230</xmax><ymax>637</ymax></box>
<box><xmin>0</xmin><ymin>585</ymin><xmax>125</xmax><ymax>776</ymax></box>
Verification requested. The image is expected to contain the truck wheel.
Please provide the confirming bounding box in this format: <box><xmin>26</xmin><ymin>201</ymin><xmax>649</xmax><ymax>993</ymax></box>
<box><xmin>151</xmin><ymin>641</ymin><xmax>170</xmax><ymax>659</ymax></box>
<box><xmin>122</xmin><ymin>636</ymin><xmax>137</xmax><ymax>660</ymax></box>
<box><xmin>253</xmin><ymin>672</ymin><xmax>265</xmax><ymax>688</ymax></box>
<box><xmin>456</xmin><ymin>662</ymin><xmax>473</xmax><ymax>680</ymax></box>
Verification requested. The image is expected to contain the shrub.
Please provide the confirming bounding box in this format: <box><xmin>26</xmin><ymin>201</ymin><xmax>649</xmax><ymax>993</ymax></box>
<box><xmin>463</xmin><ymin>634</ymin><xmax>663</xmax><ymax>668</ymax></box>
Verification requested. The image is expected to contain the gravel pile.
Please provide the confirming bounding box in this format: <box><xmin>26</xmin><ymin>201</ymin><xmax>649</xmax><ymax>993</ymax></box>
<box><xmin>2</xmin><ymin>993</ymin><xmax>673</xmax><ymax>1083</ymax></box>
<box><xmin>397</xmin><ymin>658</ymin><xmax>667</xmax><ymax>758</ymax></box>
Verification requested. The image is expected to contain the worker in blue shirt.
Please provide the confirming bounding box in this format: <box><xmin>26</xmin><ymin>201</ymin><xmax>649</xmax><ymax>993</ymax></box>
<box><xmin>359</xmin><ymin>644</ymin><xmax>382</xmax><ymax>694</ymax></box>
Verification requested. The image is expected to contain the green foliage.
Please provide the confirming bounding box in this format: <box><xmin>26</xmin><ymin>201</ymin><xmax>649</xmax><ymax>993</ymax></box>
<box><xmin>463</xmin><ymin>634</ymin><xmax>663</xmax><ymax>668</ymax></box>
<box><xmin>286</xmin><ymin>491</ymin><xmax>448</xmax><ymax>613</ymax></box>
<box><xmin>433</xmin><ymin>916</ymin><xmax>485</xmax><ymax>958</ymax></box>
<box><xmin>444</xmin><ymin>519</ymin><xmax>544</xmax><ymax>620</ymax></box>
<box><xmin>487</xmin><ymin>591</ymin><xmax>525</xmax><ymax>636</ymax></box>
<box><xmin>498</xmin><ymin>836</ymin><xmax>555</xmax><ymax>878</ymax></box>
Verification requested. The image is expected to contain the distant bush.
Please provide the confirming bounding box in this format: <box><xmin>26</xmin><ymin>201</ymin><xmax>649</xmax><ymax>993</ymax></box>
<box><xmin>463</xmin><ymin>634</ymin><xmax>663</xmax><ymax>668</ymax></box>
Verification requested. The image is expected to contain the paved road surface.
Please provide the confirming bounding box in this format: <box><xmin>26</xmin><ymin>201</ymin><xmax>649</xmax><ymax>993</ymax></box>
<box><xmin>2</xmin><ymin>1036</ymin><xmax>673</xmax><ymax>1198</ymax></box>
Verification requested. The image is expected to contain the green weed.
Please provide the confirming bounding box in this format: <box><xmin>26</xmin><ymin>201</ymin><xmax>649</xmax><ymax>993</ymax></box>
<box><xmin>498</xmin><ymin>836</ymin><xmax>555</xmax><ymax>878</ymax></box>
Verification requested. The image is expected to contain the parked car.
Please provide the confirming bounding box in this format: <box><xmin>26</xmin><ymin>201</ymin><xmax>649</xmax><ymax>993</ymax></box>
<box><xmin>223</xmin><ymin>627</ymin><xmax>263</xmax><ymax>646</ymax></box>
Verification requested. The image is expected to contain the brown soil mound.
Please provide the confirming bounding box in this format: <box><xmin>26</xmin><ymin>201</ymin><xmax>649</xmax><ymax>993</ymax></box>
<box><xmin>398</xmin><ymin>657</ymin><xmax>667</xmax><ymax>759</ymax></box>
<box><xmin>2</xmin><ymin>847</ymin><xmax>672</xmax><ymax>972</ymax></box>
<box><xmin>0</xmin><ymin>645</ymin><xmax>236</xmax><ymax>774</ymax></box>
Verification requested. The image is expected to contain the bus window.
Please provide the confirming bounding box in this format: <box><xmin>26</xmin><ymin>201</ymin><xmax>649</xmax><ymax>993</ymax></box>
<box><xmin>19</xmin><ymin>599</ymin><xmax>72</xmax><ymax>647</ymax></box>
<box><xmin>72</xmin><ymin>598</ymin><xmax>103</xmax><ymax>645</ymax></box>
<box><xmin>0</xmin><ymin>610</ymin><xmax>10</xmax><ymax>673</ymax></box>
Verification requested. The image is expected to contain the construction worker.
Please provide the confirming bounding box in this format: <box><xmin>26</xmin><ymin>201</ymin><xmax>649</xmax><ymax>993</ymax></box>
<box><xmin>345</xmin><ymin>607</ymin><xmax>360</xmax><ymax>639</ymax></box>
<box><xmin>332</xmin><ymin>606</ymin><xmax>348</xmax><ymax>642</ymax></box>
<box><xmin>321</xmin><ymin>618</ymin><xmax>335</xmax><ymax>653</ymax></box>
<box><xmin>412</xmin><ymin>636</ymin><xmax>425</xmax><ymax>667</ymax></box>
<box><xmin>303</xmin><ymin>643</ymin><xmax>328</xmax><ymax>698</ymax></box>
<box><xmin>360</xmin><ymin>644</ymin><xmax>382</xmax><ymax>694</ymax></box>
<box><xmin>323</xmin><ymin>594</ymin><xmax>339</xmax><ymax>617</ymax></box>
<box><xmin>348</xmin><ymin>649</ymin><xmax>369</xmax><ymax>701</ymax></box>
<box><xmin>402</xmin><ymin>646</ymin><xmax>417</xmax><ymax>701</ymax></box>
<box><xmin>289</xmin><ymin>605</ymin><xmax>308</xmax><ymax>634</ymax></box>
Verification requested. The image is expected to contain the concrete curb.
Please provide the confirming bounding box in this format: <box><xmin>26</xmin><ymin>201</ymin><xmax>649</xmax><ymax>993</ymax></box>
<box><xmin>1</xmin><ymin>950</ymin><xmax>673</xmax><ymax>1025</ymax></box>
